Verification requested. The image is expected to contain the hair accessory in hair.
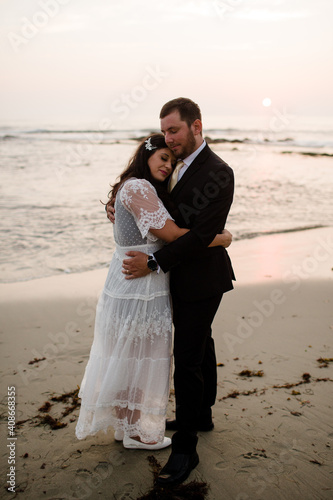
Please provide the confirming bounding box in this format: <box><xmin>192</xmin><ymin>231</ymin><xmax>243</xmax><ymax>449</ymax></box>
<box><xmin>145</xmin><ymin>137</ymin><xmax>157</xmax><ymax>151</ymax></box>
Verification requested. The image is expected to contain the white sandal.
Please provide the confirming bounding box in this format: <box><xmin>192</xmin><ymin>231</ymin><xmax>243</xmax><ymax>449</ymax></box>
<box><xmin>123</xmin><ymin>436</ymin><xmax>171</xmax><ymax>450</ymax></box>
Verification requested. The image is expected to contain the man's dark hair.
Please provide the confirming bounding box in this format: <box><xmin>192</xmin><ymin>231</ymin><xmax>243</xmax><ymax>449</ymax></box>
<box><xmin>160</xmin><ymin>97</ymin><xmax>202</xmax><ymax>128</ymax></box>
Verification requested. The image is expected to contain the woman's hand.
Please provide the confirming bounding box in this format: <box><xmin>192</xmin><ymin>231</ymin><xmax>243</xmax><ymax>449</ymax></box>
<box><xmin>106</xmin><ymin>201</ymin><xmax>115</xmax><ymax>224</ymax></box>
<box><xmin>209</xmin><ymin>229</ymin><xmax>233</xmax><ymax>248</ymax></box>
<box><xmin>220</xmin><ymin>229</ymin><xmax>233</xmax><ymax>248</ymax></box>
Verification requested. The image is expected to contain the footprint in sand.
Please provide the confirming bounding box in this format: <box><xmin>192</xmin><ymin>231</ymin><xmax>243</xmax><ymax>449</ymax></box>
<box><xmin>70</xmin><ymin>467</ymin><xmax>113</xmax><ymax>498</ymax></box>
<box><xmin>215</xmin><ymin>459</ymin><xmax>229</xmax><ymax>470</ymax></box>
<box><xmin>304</xmin><ymin>428</ymin><xmax>320</xmax><ymax>438</ymax></box>
<box><xmin>114</xmin><ymin>482</ymin><xmax>135</xmax><ymax>500</ymax></box>
<box><xmin>94</xmin><ymin>461</ymin><xmax>113</xmax><ymax>480</ymax></box>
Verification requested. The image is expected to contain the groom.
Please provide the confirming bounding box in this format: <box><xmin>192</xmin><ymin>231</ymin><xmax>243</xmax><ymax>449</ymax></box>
<box><xmin>121</xmin><ymin>97</ymin><xmax>235</xmax><ymax>486</ymax></box>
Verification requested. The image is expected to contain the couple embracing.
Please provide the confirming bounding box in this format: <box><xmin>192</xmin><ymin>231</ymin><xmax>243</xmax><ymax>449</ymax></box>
<box><xmin>75</xmin><ymin>97</ymin><xmax>235</xmax><ymax>487</ymax></box>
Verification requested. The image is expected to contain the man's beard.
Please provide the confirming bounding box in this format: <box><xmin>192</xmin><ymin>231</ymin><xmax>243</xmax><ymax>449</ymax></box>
<box><xmin>177</xmin><ymin>129</ymin><xmax>197</xmax><ymax>159</ymax></box>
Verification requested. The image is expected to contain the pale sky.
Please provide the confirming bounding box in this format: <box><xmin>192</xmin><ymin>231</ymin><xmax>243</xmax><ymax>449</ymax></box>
<box><xmin>1</xmin><ymin>0</ymin><xmax>332</xmax><ymax>128</ymax></box>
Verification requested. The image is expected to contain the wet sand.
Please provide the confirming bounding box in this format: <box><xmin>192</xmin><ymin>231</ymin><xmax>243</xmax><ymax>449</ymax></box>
<box><xmin>1</xmin><ymin>227</ymin><xmax>332</xmax><ymax>499</ymax></box>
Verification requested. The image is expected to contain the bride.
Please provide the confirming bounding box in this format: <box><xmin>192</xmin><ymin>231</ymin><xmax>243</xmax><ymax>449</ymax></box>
<box><xmin>75</xmin><ymin>134</ymin><xmax>231</xmax><ymax>450</ymax></box>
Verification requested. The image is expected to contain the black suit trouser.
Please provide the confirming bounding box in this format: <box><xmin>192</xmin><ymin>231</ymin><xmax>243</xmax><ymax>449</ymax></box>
<box><xmin>171</xmin><ymin>291</ymin><xmax>223</xmax><ymax>454</ymax></box>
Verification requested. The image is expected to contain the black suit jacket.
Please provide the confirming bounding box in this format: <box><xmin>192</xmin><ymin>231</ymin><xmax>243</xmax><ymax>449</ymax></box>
<box><xmin>154</xmin><ymin>144</ymin><xmax>235</xmax><ymax>301</ymax></box>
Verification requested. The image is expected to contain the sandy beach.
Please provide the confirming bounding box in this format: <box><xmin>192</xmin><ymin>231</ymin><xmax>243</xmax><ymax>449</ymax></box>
<box><xmin>1</xmin><ymin>226</ymin><xmax>332</xmax><ymax>499</ymax></box>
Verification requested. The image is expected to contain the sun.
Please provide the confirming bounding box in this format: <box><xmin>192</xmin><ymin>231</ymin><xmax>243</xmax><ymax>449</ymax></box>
<box><xmin>262</xmin><ymin>97</ymin><xmax>272</xmax><ymax>107</ymax></box>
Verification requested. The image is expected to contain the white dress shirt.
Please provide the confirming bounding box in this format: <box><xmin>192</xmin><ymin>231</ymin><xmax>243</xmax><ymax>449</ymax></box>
<box><xmin>177</xmin><ymin>139</ymin><xmax>207</xmax><ymax>182</ymax></box>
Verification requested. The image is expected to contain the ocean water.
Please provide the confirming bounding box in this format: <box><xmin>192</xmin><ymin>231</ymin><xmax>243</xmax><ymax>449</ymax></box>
<box><xmin>1</xmin><ymin>119</ymin><xmax>332</xmax><ymax>283</ymax></box>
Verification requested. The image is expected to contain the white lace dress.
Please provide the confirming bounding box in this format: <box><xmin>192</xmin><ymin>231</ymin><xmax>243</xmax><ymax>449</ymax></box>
<box><xmin>75</xmin><ymin>178</ymin><xmax>173</xmax><ymax>443</ymax></box>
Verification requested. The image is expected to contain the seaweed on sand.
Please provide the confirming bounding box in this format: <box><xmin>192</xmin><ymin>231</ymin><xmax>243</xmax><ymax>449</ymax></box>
<box><xmin>137</xmin><ymin>456</ymin><xmax>209</xmax><ymax>500</ymax></box>
<box><xmin>36</xmin><ymin>414</ymin><xmax>67</xmax><ymax>430</ymax></box>
<box><xmin>18</xmin><ymin>387</ymin><xmax>81</xmax><ymax>431</ymax></box>
<box><xmin>50</xmin><ymin>387</ymin><xmax>80</xmax><ymax>418</ymax></box>
<box><xmin>238</xmin><ymin>370</ymin><xmax>264</xmax><ymax>377</ymax></box>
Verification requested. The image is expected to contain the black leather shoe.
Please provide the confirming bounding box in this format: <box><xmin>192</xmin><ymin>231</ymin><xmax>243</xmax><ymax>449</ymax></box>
<box><xmin>157</xmin><ymin>451</ymin><xmax>199</xmax><ymax>487</ymax></box>
<box><xmin>165</xmin><ymin>419</ymin><xmax>214</xmax><ymax>432</ymax></box>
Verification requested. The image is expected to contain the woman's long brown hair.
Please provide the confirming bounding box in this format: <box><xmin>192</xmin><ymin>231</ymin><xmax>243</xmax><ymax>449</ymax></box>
<box><xmin>107</xmin><ymin>133</ymin><xmax>176</xmax><ymax>213</ymax></box>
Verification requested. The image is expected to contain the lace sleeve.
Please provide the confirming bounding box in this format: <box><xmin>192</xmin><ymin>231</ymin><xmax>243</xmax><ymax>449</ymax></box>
<box><xmin>119</xmin><ymin>179</ymin><xmax>173</xmax><ymax>241</ymax></box>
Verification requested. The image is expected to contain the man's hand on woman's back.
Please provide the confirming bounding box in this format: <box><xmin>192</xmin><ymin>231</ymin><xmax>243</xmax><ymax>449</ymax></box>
<box><xmin>106</xmin><ymin>201</ymin><xmax>115</xmax><ymax>224</ymax></box>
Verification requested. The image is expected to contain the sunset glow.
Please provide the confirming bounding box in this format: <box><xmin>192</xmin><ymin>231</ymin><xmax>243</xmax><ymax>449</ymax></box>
<box><xmin>1</xmin><ymin>1</ymin><xmax>332</xmax><ymax>126</ymax></box>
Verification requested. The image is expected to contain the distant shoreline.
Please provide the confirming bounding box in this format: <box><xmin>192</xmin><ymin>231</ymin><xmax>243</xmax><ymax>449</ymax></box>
<box><xmin>281</xmin><ymin>150</ymin><xmax>333</xmax><ymax>157</ymax></box>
